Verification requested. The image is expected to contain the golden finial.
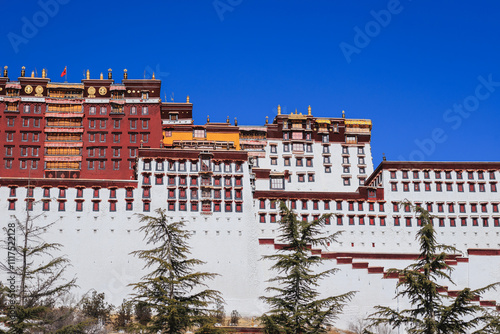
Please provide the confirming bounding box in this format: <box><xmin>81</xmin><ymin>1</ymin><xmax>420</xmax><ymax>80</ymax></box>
<box><xmin>100</xmin><ymin>72</ymin><xmax>103</xmax><ymax>80</ymax></box>
<box><xmin>383</xmin><ymin>153</ymin><xmax>386</xmax><ymax>161</ymax></box>
<box><xmin>3</xmin><ymin>66</ymin><xmax>8</xmax><ymax>77</ymax></box>
<box><xmin>152</xmin><ymin>72</ymin><xmax>156</xmax><ymax>80</ymax></box>
<box><xmin>207</xmin><ymin>115</ymin><xmax>210</xmax><ymax>123</ymax></box>
<box><xmin>265</xmin><ymin>116</ymin><xmax>269</xmax><ymax>124</ymax></box>
<box><xmin>234</xmin><ymin>117</ymin><xmax>238</xmax><ymax>126</ymax></box>
<box><xmin>277</xmin><ymin>104</ymin><xmax>281</xmax><ymax>115</ymax></box>
<box><xmin>186</xmin><ymin>95</ymin><xmax>190</xmax><ymax>103</ymax></box>
<box><xmin>31</xmin><ymin>71</ymin><xmax>35</xmax><ymax>78</ymax></box>
<box><xmin>86</xmin><ymin>69</ymin><xmax>90</xmax><ymax>80</ymax></box>
<box><xmin>21</xmin><ymin>66</ymin><xmax>26</xmax><ymax>77</ymax></box>
<box><xmin>123</xmin><ymin>69</ymin><xmax>128</xmax><ymax>80</ymax></box>
<box><xmin>226</xmin><ymin>116</ymin><xmax>230</xmax><ymax>124</ymax></box>
<box><xmin>295</xmin><ymin>108</ymin><xmax>297</xmax><ymax>114</ymax></box>
<box><xmin>342</xmin><ymin>110</ymin><xmax>345</xmax><ymax>118</ymax></box>
<box><xmin>108</xmin><ymin>68</ymin><xmax>112</xmax><ymax>79</ymax></box>
<box><xmin>42</xmin><ymin>68</ymin><xmax>46</xmax><ymax>78</ymax></box>
<box><xmin>308</xmin><ymin>105</ymin><xmax>311</xmax><ymax>116</ymax></box>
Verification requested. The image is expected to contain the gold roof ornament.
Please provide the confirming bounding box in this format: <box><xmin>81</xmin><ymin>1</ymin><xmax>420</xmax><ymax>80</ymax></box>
<box><xmin>123</xmin><ymin>69</ymin><xmax>128</xmax><ymax>80</ymax></box>
<box><xmin>265</xmin><ymin>116</ymin><xmax>269</xmax><ymax>124</ymax></box>
<box><xmin>152</xmin><ymin>72</ymin><xmax>156</xmax><ymax>80</ymax></box>
<box><xmin>86</xmin><ymin>69</ymin><xmax>90</xmax><ymax>80</ymax></box>
<box><xmin>234</xmin><ymin>117</ymin><xmax>238</xmax><ymax>126</ymax></box>
<box><xmin>342</xmin><ymin>110</ymin><xmax>345</xmax><ymax>118</ymax></box>
<box><xmin>277</xmin><ymin>104</ymin><xmax>281</xmax><ymax>115</ymax></box>
<box><xmin>42</xmin><ymin>68</ymin><xmax>46</xmax><ymax>78</ymax></box>
<box><xmin>295</xmin><ymin>108</ymin><xmax>297</xmax><ymax>114</ymax></box>
<box><xmin>108</xmin><ymin>68</ymin><xmax>112</xmax><ymax>79</ymax></box>
<box><xmin>21</xmin><ymin>66</ymin><xmax>26</xmax><ymax>77</ymax></box>
<box><xmin>186</xmin><ymin>95</ymin><xmax>190</xmax><ymax>103</ymax></box>
<box><xmin>308</xmin><ymin>105</ymin><xmax>311</xmax><ymax>116</ymax></box>
<box><xmin>226</xmin><ymin>116</ymin><xmax>230</xmax><ymax>124</ymax></box>
<box><xmin>100</xmin><ymin>72</ymin><xmax>103</xmax><ymax>80</ymax></box>
<box><xmin>207</xmin><ymin>115</ymin><xmax>210</xmax><ymax>123</ymax></box>
<box><xmin>31</xmin><ymin>71</ymin><xmax>35</xmax><ymax>78</ymax></box>
<box><xmin>3</xmin><ymin>66</ymin><xmax>8</xmax><ymax>77</ymax></box>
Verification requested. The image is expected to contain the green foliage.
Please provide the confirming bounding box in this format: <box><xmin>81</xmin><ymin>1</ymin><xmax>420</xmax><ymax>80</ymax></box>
<box><xmin>131</xmin><ymin>208</ymin><xmax>223</xmax><ymax>334</ymax></box>
<box><xmin>113</xmin><ymin>299</ymin><xmax>133</xmax><ymax>330</ymax></box>
<box><xmin>260</xmin><ymin>201</ymin><xmax>355</xmax><ymax>334</ymax></box>
<box><xmin>1</xmin><ymin>210</ymin><xmax>77</xmax><ymax>333</ymax></box>
<box><xmin>229</xmin><ymin>310</ymin><xmax>240</xmax><ymax>326</ymax></box>
<box><xmin>134</xmin><ymin>300</ymin><xmax>152</xmax><ymax>326</ymax></box>
<box><xmin>81</xmin><ymin>290</ymin><xmax>113</xmax><ymax>324</ymax></box>
<box><xmin>367</xmin><ymin>201</ymin><xmax>500</xmax><ymax>334</ymax></box>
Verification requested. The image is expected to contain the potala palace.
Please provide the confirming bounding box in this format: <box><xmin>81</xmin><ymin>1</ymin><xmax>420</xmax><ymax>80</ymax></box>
<box><xmin>1</xmin><ymin>66</ymin><xmax>499</xmax><ymax>329</ymax></box>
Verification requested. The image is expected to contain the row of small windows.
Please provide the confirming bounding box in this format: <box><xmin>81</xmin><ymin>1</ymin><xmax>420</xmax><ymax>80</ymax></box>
<box><xmin>142</xmin><ymin>160</ymin><xmax>243</xmax><ymax>173</ymax></box>
<box><xmin>88</xmin><ymin>118</ymin><xmax>149</xmax><ymax>130</ymax></box>
<box><xmin>143</xmin><ymin>174</ymin><xmax>243</xmax><ymax>187</ymax></box>
<box><xmin>390</xmin><ymin>182</ymin><xmax>497</xmax><ymax>193</ymax></box>
<box><xmin>89</xmin><ymin>106</ymin><xmax>149</xmax><ymax>115</ymax></box>
<box><xmin>88</xmin><ymin>132</ymin><xmax>149</xmax><ymax>143</ymax></box>
<box><xmin>166</xmin><ymin>201</ymin><xmax>243</xmax><ymax>213</ymax></box>
<box><xmin>163</xmin><ymin>188</ymin><xmax>243</xmax><ymax>200</ymax></box>
<box><xmin>257</xmin><ymin>213</ymin><xmax>500</xmax><ymax>228</ymax></box>
<box><xmin>392</xmin><ymin>202</ymin><xmax>500</xmax><ymax>214</ymax></box>
<box><xmin>258</xmin><ymin>199</ymin><xmax>384</xmax><ymax>212</ymax></box>
<box><xmin>7</xmin><ymin>187</ymin><xmax>133</xmax><ymax>199</ymax></box>
<box><xmin>390</xmin><ymin>170</ymin><xmax>496</xmax><ymax>181</ymax></box>
<box><xmin>8</xmin><ymin>199</ymin><xmax>142</xmax><ymax>212</ymax></box>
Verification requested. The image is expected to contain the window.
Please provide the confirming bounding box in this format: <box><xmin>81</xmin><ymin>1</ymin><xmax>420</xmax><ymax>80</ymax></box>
<box><xmin>459</xmin><ymin>203</ymin><xmax>466</xmax><ymax>213</ymax></box>
<box><xmin>472</xmin><ymin>218</ymin><xmax>478</xmax><ymax>226</ymax></box>
<box><xmin>343</xmin><ymin>178</ymin><xmax>350</xmax><ymax>186</ymax></box>
<box><xmin>457</xmin><ymin>183</ymin><xmax>464</xmax><ymax>192</ymax></box>
<box><xmin>325</xmin><ymin>167</ymin><xmax>331</xmax><ymax>173</ymax></box>
<box><xmin>99</xmin><ymin>119</ymin><xmax>107</xmax><ymax>129</ymax></box>
<box><xmin>359</xmin><ymin>216</ymin><xmax>365</xmax><ymax>225</ymax></box>
<box><xmin>446</xmin><ymin>183</ymin><xmax>453</xmax><ymax>191</ymax></box>
<box><xmin>394</xmin><ymin>216</ymin><xmax>400</xmax><ymax>226</ymax></box>
<box><xmin>141</xmin><ymin>106</ymin><xmax>149</xmax><ymax>115</ymax></box>
<box><xmin>437</xmin><ymin>203</ymin><xmax>444</xmax><ymax>213</ymax></box>
<box><xmin>126</xmin><ymin>202</ymin><xmax>133</xmax><ymax>211</ymax></box>
<box><xmin>6</xmin><ymin>132</ymin><xmax>14</xmax><ymax>141</ymax></box>
<box><xmin>306</xmin><ymin>158</ymin><xmax>313</xmax><ymax>167</ymax></box>
<box><xmin>481</xmin><ymin>203</ymin><xmax>488</xmax><ymax>213</ymax></box>
<box><xmin>130</xmin><ymin>119</ymin><xmax>137</xmax><ymax>129</ymax></box>
<box><xmin>58</xmin><ymin>201</ymin><xmax>65</xmax><ymax>212</ymax></box>
<box><xmin>436</xmin><ymin>183</ymin><xmax>442</xmax><ymax>192</ymax></box>
<box><xmin>493</xmin><ymin>203</ymin><xmax>499</xmax><ymax>213</ymax></box>
<box><xmin>109</xmin><ymin>202</ymin><xmax>116</xmax><ymax>212</ymax></box>
<box><xmin>308</xmin><ymin>174</ymin><xmax>315</xmax><ymax>182</ymax></box>
<box><xmin>471</xmin><ymin>203</ymin><xmax>477</xmax><ymax>213</ymax></box>
<box><xmin>403</xmin><ymin>183</ymin><xmax>409</xmax><ymax>192</ymax></box>
<box><xmin>479</xmin><ymin>183</ymin><xmax>485</xmax><ymax>192</ymax></box>
<box><xmin>143</xmin><ymin>202</ymin><xmax>150</xmax><ymax>212</ymax></box>
<box><xmin>349</xmin><ymin>216</ymin><xmax>355</xmax><ymax>225</ymax></box>
<box><xmin>439</xmin><ymin>218</ymin><xmax>445</xmax><ymax>227</ymax></box>
<box><xmin>298</xmin><ymin>174</ymin><xmax>305</xmax><ymax>182</ymax></box>
<box><xmin>89</xmin><ymin>106</ymin><xmax>96</xmax><ymax>115</ymax></box>
<box><xmin>469</xmin><ymin>183</ymin><xmax>475</xmax><ymax>192</ymax></box>
<box><xmin>414</xmin><ymin>183</ymin><xmax>420</xmax><ymax>192</ymax></box>
<box><xmin>225</xmin><ymin>202</ymin><xmax>232</xmax><ymax>212</ymax></box>
<box><xmin>193</xmin><ymin>129</ymin><xmax>205</xmax><ymax>138</ymax></box>
<box><xmin>270</xmin><ymin>157</ymin><xmax>277</xmax><ymax>165</ymax></box>
<box><xmin>306</xmin><ymin>143</ymin><xmax>312</xmax><ymax>152</ymax></box>
<box><xmin>448</xmin><ymin>203</ymin><xmax>454</xmax><ymax>213</ymax></box>
<box><xmin>461</xmin><ymin>218</ymin><xmax>467</xmax><ymax>226</ymax></box>
<box><xmin>270</xmin><ymin>177</ymin><xmax>284</xmax><ymax>189</ymax></box>
<box><xmin>337</xmin><ymin>216</ymin><xmax>343</xmax><ymax>225</ymax></box>
<box><xmin>100</xmin><ymin>107</ymin><xmax>107</xmax><ymax>115</ymax></box>
<box><xmin>292</xmin><ymin>143</ymin><xmax>303</xmax><ymax>152</ymax></box>
<box><xmin>391</xmin><ymin>183</ymin><xmax>397</xmax><ymax>191</ymax></box>
<box><xmin>491</xmin><ymin>183</ymin><xmax>497</xmax><ymax>192</ymax></box>
<box><xmin>179</xmin><ymin>202</ymin><xmax>187</xmax><ymax>211</ymax></box>
<box><xmin>142</xmin><ymin>119</ymin><xmax>149</xmax><ymax>129</ymax></box>
<box><xmin>336</xmin><ymin>201</ymin><xmax>342</xmax><ymax>210</ymax></box>
<box><xmin>270</xmin><ymin>145</ymin><xmax>277</xmax><ymax>153</ymax></box>
<box><xmin>483</xmin><ymin>218</ymin><xmax>489</xmax><ymax>227</ymax></box>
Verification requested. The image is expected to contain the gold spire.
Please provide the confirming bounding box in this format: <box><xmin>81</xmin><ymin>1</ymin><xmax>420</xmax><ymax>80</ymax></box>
<box><xmin>152</xmin><ymin>72</ymin><xmax>156</xmax><ymax>80</ymax></box>
<box><xmin>42</xmin><ymin>68</ymin><xmax>46</xmax><ymax>78</ymax></box>
<box><xmin>100</xmin><ymin>72</ymin><xmax>103</xmax><ymax>80</ymax></box>
<box><xmin>295</xmin><ymin>108</ymin><xmax>297</xmax><ymax>114</ymax></box>
<box><xmin>186</xmin><ymin>95</ymin><xmax>190</xmax><ymax>103</ymax></box>
<box><xmin>342</xmin><ymin>110</ymin><xmax>345</xmax><ymax>118</ymax></box>
<box><xmin>277</xmin><ymin>104</ymin><xmax>281</xmax><ymax>115</ymax></box>
<box><xmin>21</xmin><ymin>66</ymin><xmax>26</xmax><ymax>77</ymax></box>
<box><xmin>31</xmin><ymin>71</ymin><xmax>35</xmax><ymax>78</ymax></box>
<box><xmin>234</xmin><ymin>117</ymin><xmax>238</xmax><ymax>126</ymax></box>
<box><xmin>265</xmin><ymin>116</ymin><xmax>269</xmax><ymax>124</ymax></box>
<box><xmin>108</xmin><ymin>68</ymin><xmax>112</xmax><ymax>79</ymax></box>
<box><xmin>207</xmin><ymin>115</ymin><xmax>210</xmax><ymax>123</ymax></box>
<box><xmin>308</xmin><ymin>105</ymin><xmax>311</xmax><ymax>116</ymax></box>
<box><xmin>226</xmin><ymin>116</ymin><xmax>230</xmax><ymax>124</ymax></box>
<box><xmin>3</xmin><ymin>66</ymin><xmax>7</xmax><ymax>77</ymax></box>
<box><xmin>86</xmin><ymin>69</ymin><xmax>90</xmax><ymax>80</ymax></box>
<box><xmin>123</xmin><ymin>69</ymin><xmax>128</xmax><ymax>80</ymax></box>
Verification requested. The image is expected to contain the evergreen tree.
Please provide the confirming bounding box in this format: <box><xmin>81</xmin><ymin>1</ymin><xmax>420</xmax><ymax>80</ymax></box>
<box><xmin>0</xmin><ymin>205</ymin><xmax>76</xmax><ymax>333</ymax></box>
<box><xmin>260</xmin><ymin>202</ymin><xmax>355</xmax><ymax>334</ymax></box>
<box><xmin>367</xmin><ymin>201</ymin><xmax>500</xmax><ymax>334</ymax></box>
<box><xmin>131</xmin><ymin>208</ymin><xmax>223</xmax><ymax>334</ymax></box>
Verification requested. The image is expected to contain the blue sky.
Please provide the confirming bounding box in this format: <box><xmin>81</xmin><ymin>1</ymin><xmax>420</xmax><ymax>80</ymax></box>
<box><xmin>2</xmin><ymin>0</ymin><xmax>500</xmax><ymax>165</ymax></box>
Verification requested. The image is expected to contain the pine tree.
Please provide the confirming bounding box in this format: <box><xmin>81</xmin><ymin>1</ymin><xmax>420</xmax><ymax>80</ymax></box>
<box><xmin>367</xmin><ymin>201</ymin><xmax>500</xmax><ymax>334</ymax></box>
<box><xmin>1</xmin><ymin>204</ymin><xmax>76</xmax><ymax>333</ymax></box>
<box><xmin>260</xmin><ymin>201</ymin><xmax>355</xmax><ymax>334</ymax></box>
<box><xmin>131</xmin><ymin>208</ymin><xmax>223</xmax><ymax>334</ymax></box>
